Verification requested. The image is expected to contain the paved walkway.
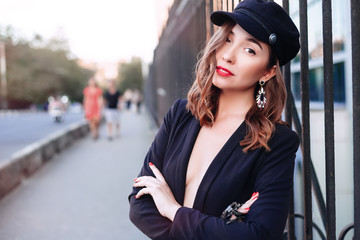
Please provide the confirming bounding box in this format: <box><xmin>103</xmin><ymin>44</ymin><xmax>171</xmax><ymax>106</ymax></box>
<box><xmin>0</xmin><ymin>110</ymin><xmax>157</xmax><ymax>240</ymax></box>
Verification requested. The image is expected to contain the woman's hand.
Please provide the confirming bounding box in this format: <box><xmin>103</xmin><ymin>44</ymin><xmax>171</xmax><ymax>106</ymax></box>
<box><xmin>238</xmin><ymin>192</ymin><xmax>259</xmax><ymax>214</ymax></box>
<box><xmin>133</xmin><ymin>162</ymin><xmax>181</xmax><ymax>221</ymax></box>
<box><xmin>229</xmin><ymin>192</ymin><xmax>259</xmax><ymax>221</ymax></box>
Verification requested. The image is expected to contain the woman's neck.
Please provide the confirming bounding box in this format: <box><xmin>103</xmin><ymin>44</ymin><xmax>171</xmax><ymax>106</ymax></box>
<box><xmin>216</xmin><ymin>89</ymin><xmax>254</xmax><ymax>121</ymax></box>
<box><xmin>109</xmin><ymin>87</ymin><xmax>116</xmax><ymax>94</ymax></box>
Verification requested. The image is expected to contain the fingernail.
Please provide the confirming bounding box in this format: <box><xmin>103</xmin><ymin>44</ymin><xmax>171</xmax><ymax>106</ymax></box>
<box><xmin>133</xmin><ymin>178</ymin><xmax>137</xmax><ymax>181</ymax></box>
<box><xmin>134</xmin><ymin>195</ymin><xmax>138</xmax><ymax>199</ymax></box>
<box><xmin>149</xmin><ymin>162</ymin><xmax>154</xmax><ymax>166</ymax></box>
<box><xmin>252</xmin><ymin>192</ymin><xmax>255</xmax><ymax>197</ymax></box>
<box><xmin>244</xmin><ymin>207</ymin><xmax>250</xmax><ymax>210</ymax></box>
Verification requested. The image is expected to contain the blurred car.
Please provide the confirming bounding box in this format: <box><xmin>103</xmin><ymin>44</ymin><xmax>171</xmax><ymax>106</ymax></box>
<box><xmin>68</xmin><ymin>102</ymin><xmax>83</xmax><ymax>114</ymax></box>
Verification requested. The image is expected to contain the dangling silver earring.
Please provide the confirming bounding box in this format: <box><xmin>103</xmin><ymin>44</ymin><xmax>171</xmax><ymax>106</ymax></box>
<box><xmin>256</xmin><ymin>80</ymin><xmax>266</xmax><ymax>109</ymax></box>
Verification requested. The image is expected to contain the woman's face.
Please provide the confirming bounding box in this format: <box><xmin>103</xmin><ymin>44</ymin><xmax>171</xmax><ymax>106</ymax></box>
<box><xmin>88</xmin><ymin>79</ymin><xmax>96</xmax><ymax>87</ymax></box>
<box><xmin>213</xmin><ymin>24</ymin><xmax>274</xmax><ymax>93</ymax></box>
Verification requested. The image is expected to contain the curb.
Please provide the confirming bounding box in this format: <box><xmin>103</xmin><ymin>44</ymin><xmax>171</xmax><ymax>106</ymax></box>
<box><xmin>0</xmin><ymin>120</ymin><xmax>89</xmax><ymax>200</ymax></box>
<box><xmin>0</xmin><ymin>110</ymin><xmax>44</xmax><ymax>117</ymax></box>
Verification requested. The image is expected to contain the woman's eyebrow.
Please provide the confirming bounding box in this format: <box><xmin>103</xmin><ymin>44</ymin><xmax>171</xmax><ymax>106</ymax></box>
<box><xmin>231</xmin><ymin>29</ymin><xmax>263</xmax><ymax>50</ymax></box>
<box><xmin>246</xmin><ymin>37</ymin><xmax>263</xmax><ymax>50</ymax></box>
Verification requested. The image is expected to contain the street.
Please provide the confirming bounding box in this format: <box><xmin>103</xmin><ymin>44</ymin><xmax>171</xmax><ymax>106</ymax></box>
<box><xmin>0</xmin><ymin>110</ymin><xmax>156</xmax><ymax>239</ymax></box>
<box><xmin>0</xmin><ymin>111</ymin><xmax>84</xmax><ymax>162</ymax></box>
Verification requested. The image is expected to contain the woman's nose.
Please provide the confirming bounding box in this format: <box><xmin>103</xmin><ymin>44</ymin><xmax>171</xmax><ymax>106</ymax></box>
<box><xmin>222</xmin><ymin>48</ymin><xmax>235</xmax><ymax>64</ymax></box>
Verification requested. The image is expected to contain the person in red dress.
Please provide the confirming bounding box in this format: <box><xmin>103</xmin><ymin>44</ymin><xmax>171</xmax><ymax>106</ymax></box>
<box><xmin>83</xmin><ymin>77</ymin><xmax>103</xmax><ymax>139</ymax></box>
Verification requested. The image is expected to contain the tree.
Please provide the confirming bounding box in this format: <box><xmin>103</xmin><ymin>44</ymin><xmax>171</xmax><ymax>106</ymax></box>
<box><xmin>1</xmin><ymin>28</ymin><xmax>93</xmax><ymax>108</ymax></box>
<box><xmin>118</xmin><ymin>57</ymin><xmax>143</xmax><ymax>92</ymax></box>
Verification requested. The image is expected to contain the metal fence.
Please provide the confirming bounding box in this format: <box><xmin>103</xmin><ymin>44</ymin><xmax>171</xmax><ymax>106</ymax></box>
<box><xmin>144</xmin><ymin>0</ymin><xmax>207</xmax><ymax>123</ymax></box>
<box><xmin>144</xmin><ymin>0</ymin><xmax>359</xmax><ymax>239</ymax></box>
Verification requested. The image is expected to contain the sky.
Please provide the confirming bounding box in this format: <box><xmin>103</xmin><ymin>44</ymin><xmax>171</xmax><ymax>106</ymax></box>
<box><xmin>0</xmin><ymin>0</ymin><xmax>173</xmax><ymax>64</ymax></box>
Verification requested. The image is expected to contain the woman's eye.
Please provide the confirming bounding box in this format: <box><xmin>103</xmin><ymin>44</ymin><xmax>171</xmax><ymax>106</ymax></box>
<box><xmin>225</xmin><ymin>37</ymin><xmax>231</xmax><ymax>43</ymax></box>
<box><xmin>245</xmin><ymin>48</ymin><xmax>256</xmax><ymax>55</ymax></box>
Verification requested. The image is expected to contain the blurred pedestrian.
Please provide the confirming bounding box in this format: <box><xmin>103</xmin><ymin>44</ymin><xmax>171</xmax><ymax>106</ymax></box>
<box><xmin>132</xmin><ymin>89</ymin><xmax>143</xmax><ymax>113</ymax></box>
<box><xmin>48</xmin><ymin>95</ymin><xmax>66</xmax><ymax>123</ymax></box>
<box><xmin>83</xmin><ymin>77</ymin><xmax>103</xmax><ymax>140</ymax></box>
<box><xmin>123</xmin><ymin>89</ymin><xmax>133</xmax><ymax>111</ymax></box>
<box><xmin>103</xmin><ymin>80</ymin><xmax>122</xmax><ymax>140</ymax></box>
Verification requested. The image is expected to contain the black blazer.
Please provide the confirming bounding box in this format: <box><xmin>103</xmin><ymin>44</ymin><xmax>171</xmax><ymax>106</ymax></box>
<box><xmin>129</xmin><ymin>99</ymin><xmax>299</xmax><ymax>240</ymax></box>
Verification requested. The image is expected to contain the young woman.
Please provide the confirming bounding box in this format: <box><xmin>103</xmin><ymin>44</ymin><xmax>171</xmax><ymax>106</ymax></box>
<box><xmin>129</xmin><ymin>0</ymin><xmax>300</xmax><ymax>239</ymax></box>
<box><xmin>83</xmin><ymin>77</ymin><xmax>103</xmax><ymax>140</ymax></box>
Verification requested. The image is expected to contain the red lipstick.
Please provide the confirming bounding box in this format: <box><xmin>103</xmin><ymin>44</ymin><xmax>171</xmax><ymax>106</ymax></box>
<box><xmin>216</xmin><ymin>66</ymin><xmax>234</xmax><ymax>76</ymax></box>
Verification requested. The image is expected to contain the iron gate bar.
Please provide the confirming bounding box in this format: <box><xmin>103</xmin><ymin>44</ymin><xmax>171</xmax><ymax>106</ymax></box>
<box><xmin>282</xmin><ymin>0</ymin><xmax>295</xmax><ymax>238</ymax></box>
<box><xmin>294</xmin><ymin>214</ymin><xmax>327</xmax><ymax>240</ymax></box>
<box><xmin>322</xmin><ymin>0</ymin><xmax>336</xmax><ymax>239</ymax></box>
<box><xmin>338</xmin><ymin>223</ymin><xmax>355</xmax><ymax>240</ymax></box>
<box><xmin>210</xmin><ymin>0</ymin><xmax>214</xmax><ymax>36</ymax></box>
<box><xmin>285</xmin><ymin>73</ymin><xmax>295</xmax><ymax>240</ymax></box>
<box><xmin>299</xmin><ymin>0</ymin><xmax>313</xmax><ymax>239</ymax></box>
<box><xmin>285</xmin><ymin>67</ymin><xmax>295</xmax><ymax>240</ymax></box>
<box><xmin>351</xmin><ymin>0</ymin><xmax>360</xmax><ymax>238</ymax></box>
<box><xmin>290</xmin><ymin>93</ymin><xmax>327</xmax><ymax>229</ymax></box>
<box><xmin>206</xmin><ymin>0</ymin><xmax>214</xmax><ymax>40</ymax></box>
<box><xmin>282</xmin><ymin>2</ymin><xmax>291</xmax><ymax>126</ymax></box>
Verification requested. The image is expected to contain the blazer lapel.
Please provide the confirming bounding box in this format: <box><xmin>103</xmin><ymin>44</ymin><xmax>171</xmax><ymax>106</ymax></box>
<box><xmin>173</xmin><ymin>117</ymin><xmax>201</xmax><ymax>205</ymax></box>
<box><xmin>193</xmin><ymin>121</ymin><xmax>246</xmax><ymax>211</ymax></box>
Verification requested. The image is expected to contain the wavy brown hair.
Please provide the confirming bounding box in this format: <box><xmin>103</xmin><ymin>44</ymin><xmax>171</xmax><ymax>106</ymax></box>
<box><xmin>187</xmin><ymin>22</ymin><xmax>286</xmax><ymax>152</ymax></box>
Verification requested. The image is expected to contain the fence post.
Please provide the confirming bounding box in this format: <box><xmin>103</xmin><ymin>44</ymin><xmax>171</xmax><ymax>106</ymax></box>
<box><xmin>299</xmin><ymin>0</ymin><xmax>312</xmax><ymax>239</ymax></box>
<box><xmin>322</xmin><ymin>0</ymin><xmax>336</xmax><ymax>239</ymax></box>
<box><xmin>351</xmin><ymin>0</ymin><xmax>360</xmax><ymax>238</ymax></box>
<box><xmin>281</xmin><ymin>1</ymin><xmax>296</xmax><ymax>238</ymax></box>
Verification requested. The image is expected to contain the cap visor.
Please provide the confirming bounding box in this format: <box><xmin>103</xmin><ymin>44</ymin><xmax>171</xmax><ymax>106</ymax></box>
<box><xmin>210</xmin><ymin>11</ymin><xmax>237</xmax><ymax>26</ymax></box>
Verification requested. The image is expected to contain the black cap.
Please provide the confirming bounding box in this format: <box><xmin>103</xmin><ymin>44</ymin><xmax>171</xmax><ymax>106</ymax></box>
<box><xmin>211</xmin><ymin>0</ymin><xmax>300</xmax><ymax>66</ymax></box>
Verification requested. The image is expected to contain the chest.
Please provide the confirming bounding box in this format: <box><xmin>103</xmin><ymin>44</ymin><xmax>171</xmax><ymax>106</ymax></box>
<box><xmin>183</xmin><ymin>125</ymin><xmax>239</xmax><ymax>207</ymax></box>
<box><xmin>87</xmin><ymin>88</ymin><xmax>100</xmax><ymax>98</ymax></box>
<box><xmin>161</xmin><ymin>117</ymin><xmax>264</xmax><ymax>216</ymax></box>
<box><xmin>186</xmin><ymin>127</ymin><xmax>228</xmax><ymax>179</ymax></box>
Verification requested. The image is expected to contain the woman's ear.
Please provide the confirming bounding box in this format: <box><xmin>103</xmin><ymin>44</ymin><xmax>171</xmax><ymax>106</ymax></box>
<box><xmin>260</xmin><ymin>65</ymin><xmax>276</xmax><ymax>83</ymax></box>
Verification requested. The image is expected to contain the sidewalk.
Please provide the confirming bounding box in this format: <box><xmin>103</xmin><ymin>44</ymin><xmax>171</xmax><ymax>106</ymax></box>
<box><xmin>0</xmin><ymin>110</ymin><xmax>157</xmax><ymax>240</ymax></box>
